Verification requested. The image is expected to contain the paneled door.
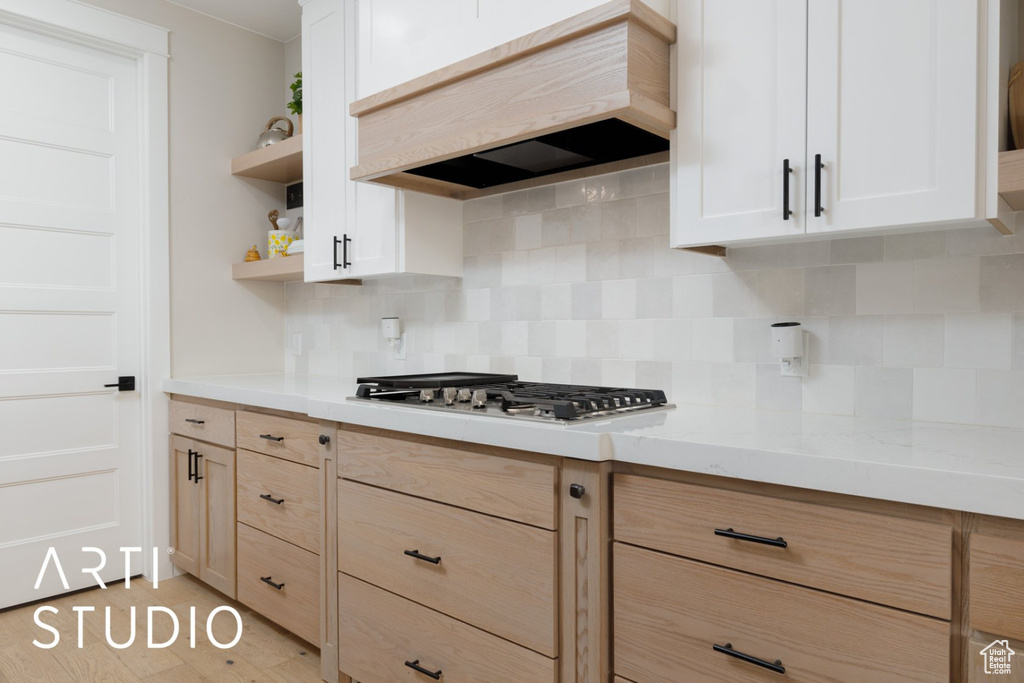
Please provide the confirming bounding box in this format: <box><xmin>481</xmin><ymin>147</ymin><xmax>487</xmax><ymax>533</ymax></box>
<box><xmin>0</xmin><ymin>22</ymin><xmax>143</xmax><ymax>607</ymax></box>
<box><xmin>806</xmin><ymin>0</ymin><xmax>979</xmax><ymax>233</ymax></box>
<box><xmin>671</xmin><ymin>0</ymin><xmax>808</xmax><ymax>247</ymax></box>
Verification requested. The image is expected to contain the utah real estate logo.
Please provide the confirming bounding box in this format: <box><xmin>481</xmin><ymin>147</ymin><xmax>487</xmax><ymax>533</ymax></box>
<box><xmin>981</xmin><ymin>639</ymin><xmax>1016</xmax><ymax>675</ymax></box>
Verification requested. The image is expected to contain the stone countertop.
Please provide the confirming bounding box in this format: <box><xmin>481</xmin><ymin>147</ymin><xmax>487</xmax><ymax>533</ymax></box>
<box><xmin>164</xmin><ymin>373</ymin><xmax>1024</xmax><ymax>520</ymax></box>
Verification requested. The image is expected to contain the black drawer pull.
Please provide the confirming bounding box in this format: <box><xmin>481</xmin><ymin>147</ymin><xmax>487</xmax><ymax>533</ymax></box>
<box><xmin>405</xmin><ymin>660</ymin><xmax>442</xmax><ymax>680</ymax></box>
<box><xmin>185</xmin><ymin>418</ymin><xmax>205</xmax><ymax>425</ymax></box>
<box><xmin>259</xmin><ymin>434</ymin><xmax>284</xmax><ymax>442</ymax></box>
<box><xmin>782</xmin><ymin>158</ymin><xmax>793</xmax><ymax>220</ymax></box>
<box><xmin>814</xmin><ymin>153</ymin><xmax>824</xmax><ymax>217</ymax></box>
<box><xmin>260</xmin><ymin>576</ymin><xmax>284</xmax><ymax>590</ymax></box>
<box><xmin>404</xmin><ymin>549</ymin><xmax>441</xmax><ymax>565</ymax></box>
<box><xmin>259</xmin><ymin>493</ymin><xmax>284</xmax><ymax>505</ymax></box>
<box><xmin>187</xmin><ymin>448</ymin><xmax>196</xmax><ymax>482</ymax></box>
<box><xmin>714</xmin><ymin>643</ymin><xmax>785</xmax><ymax>674</ymax></box>
<box><xmin>714</xmin><ymin>528</ymin><xmax>787</xmax><ymax>548</ymax></box>
<box><xmin>193</xmin><ymin>453</ymin><xmax>203</xmax><ymax>483</ymax></box>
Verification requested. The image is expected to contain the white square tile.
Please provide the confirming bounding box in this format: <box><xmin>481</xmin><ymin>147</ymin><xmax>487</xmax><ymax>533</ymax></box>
<box><xmin>527</xmin><ymin>247</ymin><xmax>559</xmax><ymax>285</ymax></box>
<box><xmin>977</xmin><ymin>369</ymin><xmax>1024</xmax><ymax>428</ymax></box>
<box><xmin>636</xmin><ymin>193</ymin><xmax>670</xmax><ymax>237</ymax></box>
<box><xmin>884</xmin><ymin>231</ymin><xmax>946</xmax><ymax>261</ymax></box>
<box><xmin>755</xmin><ymin>364</ymin><xmax>802</xmax><ymax>411</ymax></box>
<box><xmin>556</xmin><ymin>179</ymin><xmax>588</xmax><ymax>208</ymax></box>
<box><xmin>586</xmin><ymin>320</ymin><xmax>619</xmax><ymax>358</ymax></box>
<box><xmin>501</xmin><ymin>250</ymin><xmax>530</xmax><ymax>287</ymax></box>
<box><xmin>554</xmin><ymin>244</ymin><xmax>587</xmax><ymax>283</ymax></box>
<box><xmin>854</xmin><ymin>366</ymin><xmax>912</xmax><ymax>420</ymax></box>
<box><xmin>541</xmin><ymin>356</ymin><xmax>572</xmax><ymax>383</ymax></box>
<box><xmin>570</xmin><ymin>204</ymin><xmax>602</xmax><ymax>243</ymax></box>
<box><xmin>514</xmin><ymin>214</ymin><xmax>542</xmax><ymax>250</ymax></box>
<box><xmin>882</xmin><ymin>315</ymin><xmax>944</xmax><ymax>367</ymax></box>
<box><xmin>691</xmin><ymin>318</ymin><xmax>734</xmax><ymax>362</ymax></box>
<box><xmin>541</xmin><ymin>283</ymin><xmax>572</xmax><ymax>320</ymax></box>
<box><xmin>673</xmin><ymin>274</ymin><xmax>713</xmax><ymax>318</ymax></box>
<box><xmin>856</xmin><ymin>261</ymin><xmax>914</xmax><ymax>314</ymax></box>
<box><xmin>556</xmin><ymin>320</ymin><xmax>587</xmax><ymax>357</ymax></box>
<box><xmin>804</xmin><ymin>265</ymin><xmax>856</xmax><ymax>315</ymax></box>
<box><xmin>501</xmin><ymin>321</ymin><xmax>529</xmax><ymax>356</ymax></box>
<box><xmin>602</xmin><ymin>280</ymin><xmax>637</xmax><ymax>319</ymax></box>
<box><xmin>571</xmin><ymin>281</ymin><xmax>603</xmax><ymax>320</ymax></box>
<box><xmin>711</xmin><ymin>271</ymin><xmax>758</xmax><ymax>317</ymax></box>
<box><xmin>617</xmin><ymin>318</ymin><xmax>655</xmax><ymax>360</ymax></box>
<box><xmin>515</xmin><ymin>355</ymin><xmax>543</xmax><ymax>379</ymax></box>
<box><xmin>831</xmin><ymin>237</ymin><xmax>884</xmax><ymax>264</ymax></box>
<box><xmin>571</xmin><ymin>357</ymin><xmax>603</xmax><ymax>384</ymax></box>
<box><xmin>602</xmin><ymin>359</ymin><xmax>636</xmax><ymax>387</ymax></box>
<box><xmin>914</xmin><ymin>257</ymin><xmax>980</xmax><ymax>313</ymax></box>
<box><xmin>635</xmin><ymin>277</ymin><xmax>673</xmax><ymax>319</ymax></box>
<box><xmin>514</xmin><ymin>286</ymin><xmax>541</xmax><ymax>320</ymax></box>
<box><xmin>829</xmin><ymin>315</ymin><xmax>884</xmax><ymax>366</ymax></box>
<box><xmin>636</xmin><ymin>361</ymin><xmax>672</xmax><ymax>396</ymax></box>
<box><xmin>528</xmin><ymin>321</ymin><xmax>557</xmax><ymax>356</ymax></box>
<box><xmin>802</xmin><ymin>365</ymin><xmax>855</xmax><ymax>416</ymax></box>
<box><xmin>712</xmin><ymin>363</ymin><xmax>756</xmax><ymax>408</ymax></box>
<box><xmin>912</xmin><ymin>368</ymin><xmax>977</xmax><ymax>424</ymax></box>
<box><xmin>542</xmin><ymin>208</ymin><xmax>572</xmax><ymax>247</ymax></box>
<box><xmin>945</xmin><ymin>313</ymin><xmax>1013</xmax><ymax>369</ymax></box>
<box><xmin>652</xmin><ymin>319</ymin><xmax>692</xmax><ymax>361</ymax></box>
<box><xmin>464</xmin><ymin>288</ymin><xmax>490</xmax><ymax>321</ymax></box>
<box><xmin>671</xmin><ymin>361</ymin><xmax>714</xmax><ymax>405</ymax></box>
<box><xmin>756</xmin><ymin>268</ymin><xmax>804</xmax><ymax>317</ymax></box>
<box><xmin>601</xmin><ymin>199</ymin><xmax>637</xmax><ymax>239</ymax></box>
<box><xmin>586</xmin><ymin>240</ymin><xmax>620</xmax><ymax>281</ymax></box>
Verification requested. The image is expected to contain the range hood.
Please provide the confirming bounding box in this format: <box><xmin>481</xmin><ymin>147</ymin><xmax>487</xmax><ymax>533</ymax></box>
<box><xmin>349</xmin><ymin>0</ymin><xmax>676</xmax><ymax>200</ymax></box>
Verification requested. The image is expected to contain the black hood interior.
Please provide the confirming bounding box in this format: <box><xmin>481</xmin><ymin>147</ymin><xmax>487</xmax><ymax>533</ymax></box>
<box><xmin>404</xmin><ymin>118</ymin><xmax>669</xmax><ymax>190</ymax></box>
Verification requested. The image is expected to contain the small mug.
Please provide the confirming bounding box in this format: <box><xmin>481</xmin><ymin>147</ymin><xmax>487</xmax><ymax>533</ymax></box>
<box><xmin>268</xmin><ymin>230</ymin><xmax>298</xmax><ymax>258</ymax></box>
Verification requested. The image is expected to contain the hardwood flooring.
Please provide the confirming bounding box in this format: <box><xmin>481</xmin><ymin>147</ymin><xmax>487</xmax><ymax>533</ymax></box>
<box><xmin>0</xmin><ymin>574</ymin><xmax>322</xmax><ymax>682</ymax></box>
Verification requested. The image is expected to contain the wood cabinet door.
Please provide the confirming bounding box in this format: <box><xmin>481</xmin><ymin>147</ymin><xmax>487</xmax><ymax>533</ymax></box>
<box><xmin>806</xmin><ymin>0</ymin><xmax>979</xmax><ymax>234</ymax></box>
<box><xmin>197</xmin><ymin>441</ymin><xmax>236</xmax><ymax>598</ymax></box>
<box><xmin>671</xmin><ymin>0</ymin><xmax>808</xmax><ymax>247</ymax></box>
<box><xmin>169</xmin><ymin>436</ymin><xmax>200</xmax><ymax>576</ymax></box>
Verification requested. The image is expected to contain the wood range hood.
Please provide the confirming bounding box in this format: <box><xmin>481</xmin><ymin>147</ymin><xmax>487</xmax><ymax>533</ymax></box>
<box><xmin>349</xmin><ymin>0</ymin><xmax>676</xmax><ymax>200</ymax></box>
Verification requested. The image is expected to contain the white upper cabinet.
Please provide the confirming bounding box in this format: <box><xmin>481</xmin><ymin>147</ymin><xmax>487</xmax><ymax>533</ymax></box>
<box><xmin>673</xmin><ymin>0</ymin><xmax>987</xmax><ymax>248</ymax></box>
<box><xmin>673</xmin><ymin>0</ymin><xmax>808</xmax><ymax>245</ymax></box>
<box><xmin>302</xmin><ymin>0</ymin><xmax>462</xmax><ymax>282</ymax></box>
<box><xmin>806</xmin><ymin>0</ymin><xmax>979</xmax><ymax>234</ymax></box>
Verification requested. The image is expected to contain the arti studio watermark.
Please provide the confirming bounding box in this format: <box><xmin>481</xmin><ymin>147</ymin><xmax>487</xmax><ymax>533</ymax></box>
<box><xmin>31</xmin><ymin>547</ymin><xmax>242</xmax><ymax>650</ymax></box>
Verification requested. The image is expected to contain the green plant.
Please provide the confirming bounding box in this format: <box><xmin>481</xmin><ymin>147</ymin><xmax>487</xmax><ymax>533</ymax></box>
<box><xmin>287</xmin><ymin>71</ymin><xmax>302</xmax><ymax>116</ymax></box>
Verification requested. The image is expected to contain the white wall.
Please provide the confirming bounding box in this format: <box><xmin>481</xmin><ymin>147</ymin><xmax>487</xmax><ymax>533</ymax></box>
<box><xmin>81</xmin><ymin>0</ymin><xmax>289</xmax><ymax>377</ymax></box>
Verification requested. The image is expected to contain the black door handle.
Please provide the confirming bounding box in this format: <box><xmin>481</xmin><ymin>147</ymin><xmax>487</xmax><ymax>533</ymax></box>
<box><xmin>814</xmin><ymin>153</ymin><xmax>824</xmax><ymax>217</ymax></box>
<box><xmin>187</xmin><ymin>448</ymin><xmax>196</xmax><ymax>482</ymax></box>
<box><xmin>260</xmin><ymin>493</ymin><xmax>285</xmax><ymax>505</ymax></box>
<box><xmin>260</xmin><ymin>576</ymin><xmax>284</xmax><ymax>590</ymax></box>
<box><xmin>333</xmin><ymin>234</ymin><xmax>352</xmax><ymax>270</ymax></box>
<box><xmin>404</xmin><ymin>660</ymin><xmax>442</xmax><ymax>680</ymax></box>
<box><xmin>782</xmin><ymin>159</ymin><xmax>793</xmax><ymax>221</ymax></box>
<box><xmin>193</xmin><ymin>453</ymin><xmax>203</xmax><ymax>483</ymax></box>
<box><xmin>404</xmin><ymin>549</ymin><xmax>441</xmax><ymax>565</ymax></box>
<box><xmin>715</xmin><ymin>527</ymin><xmax>787</xmax><ymax>548</ymax></box>
<box><xmin>714</xmin><ymin>643</ymin><xmax>785</xmax><ymax>674</ymax></box>
<box><xmin>259</xmin><ymin>434</ymin><xmax>284</xmax><ymax>442</ymax></box>
<box><xmin>103</xmin><ymin>376</ymin><xmax>135</xmax><ymax>391</ymax></box>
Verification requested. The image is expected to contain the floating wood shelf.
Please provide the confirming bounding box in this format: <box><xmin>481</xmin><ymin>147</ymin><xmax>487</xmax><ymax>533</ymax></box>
<box><xmin>232</xmin><ymin>254</ymin><xmax>305</xmax><ymax>281</ymax></box>
<box><xmin>231</xmin><ymin>134</ymin><xmax>303</xmax><ymax>184</ymax></box>
<box><xmin>999</xmin><ymin>149</ymin><xmax>1024</xmax><ymax>211</ymax></box>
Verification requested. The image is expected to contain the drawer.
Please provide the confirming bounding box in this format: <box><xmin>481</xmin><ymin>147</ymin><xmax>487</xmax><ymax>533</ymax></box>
<box><xmin>338</xmin><ymin>479</ymin><xmax>556</xmax><ymax>656</ymax></box>
<box><xmin>237</xmin><ymin>449</ymin><xmax>319</xmax><ymax>554</ymax></box>
<box><xmin>970</xmin><ymin>534</ymin><xmax>1024</xmax><ymax>641</ymax></box>
<box><xmin>613</xmin><ymin>543</ymin><xmax>950</xmax><ymax>683</ymax></box>
<box><xmin>337</xmin><ymin>429</ymin><xmax>556</xmax><ymax>529</ymax></box>
<box><xmin>237</xmin><ymin>523</ymin><xmax>319</xmax><ymax>645</ymax></box>
<box><xmin>613</xmin><ymin>474</ymin><xmax>952</xmax><ymax>618</ymax></box>
<box><xmin>236</xmin><ymin>411</ymin><xmax>319</xmax><ymax>467</ymax></box>
<box><xmin>169</xmin><ymin>399</ymin><xmax>235</xmax><ymax>447</ymax></box>
<box><xmin>338</xmin><ymin>572</ymin><xmax>557</xmax><ymax>683</ymax></box>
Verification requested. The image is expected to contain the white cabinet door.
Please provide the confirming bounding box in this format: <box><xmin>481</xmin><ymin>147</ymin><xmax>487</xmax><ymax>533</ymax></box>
<box><xmin>806</xmin><ymin>0</ymin><xmax>979</xmax><ymax>234</ymax></box>
<box><xmin>671</xmin><ymin>0</ymin><xmax>808</xmax><ymax>248</ymax></box>
<box><xmin>302</xmin><ymin>0</ymin><xmax>349</xmax><ymax>282</ymax></box>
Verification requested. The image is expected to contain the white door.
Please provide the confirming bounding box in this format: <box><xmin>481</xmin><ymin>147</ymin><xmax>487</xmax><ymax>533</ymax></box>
<box><xmin>0</xmin><ymin>22</ymin><xmax>142</xmax><ymax>607</ymax></box>
<box><xmin>671</xmin><ymin>0</ymin><xmax>808</xmax><ymax>247</ymax></box>
<box><xmin>806</xmin><ymin>0</ymin><xmax>979</xmax><ymax>234</ymax></box>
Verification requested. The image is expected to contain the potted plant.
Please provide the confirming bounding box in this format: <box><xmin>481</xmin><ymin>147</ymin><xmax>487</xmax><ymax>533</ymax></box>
<box><xmin>287</xmin><ymin>71</ymin><xmax>302</xmax><ymax>133</ymax></box>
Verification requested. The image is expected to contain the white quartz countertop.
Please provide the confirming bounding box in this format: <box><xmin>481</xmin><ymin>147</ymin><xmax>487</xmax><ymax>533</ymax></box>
<box><xmin>164</xmin><ymin>373</ymin><xmax>1024</xmax><ymax>520</ymax></box>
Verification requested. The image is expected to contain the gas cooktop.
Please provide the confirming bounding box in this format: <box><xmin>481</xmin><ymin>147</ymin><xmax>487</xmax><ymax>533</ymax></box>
<box><xmin>352</xmin><ymin>373</ymin><xmax>673</xmax><ymax>424</ymax></box>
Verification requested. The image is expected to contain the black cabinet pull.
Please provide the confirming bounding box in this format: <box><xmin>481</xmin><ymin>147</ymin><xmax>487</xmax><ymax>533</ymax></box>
<box><xmin>260</xmin><ymin>493</ymin><xmax>285</xmax><ymax>505</ymax></box>
<box><xmin>260</xmin><ymin>576</ymin><xmax>285</xmax><ymax>590</ymax></box>
<box><xmin>404</xmin><ymin>549</ymin><xmax>441</xmax><ymax>565</ymax></box>
<box><xmin>318</xmin><ymin>434</ymin><xmax>330</xmax><ymax>445</ymax></box>
<box><xmin>714</xmin><ymin>527</ymin><xmax>787</xmax><ymax>548</ymax></box>
<box><xmin>193</xmin><ymin>453</ymin><xmax>203</xmax><ymax>483</ymax></box>
<box><xmin>569</xmin><ymin>483</ymin><xmax>586</xmax><ymax>499</ymax></box>
<box><xmin>404</xmin><ymin>660</ymin><xmax>442</xmax><ymax>680</ymax></box>
<box><xmin>185</xmin><ymin>418</ymin><xmax>205</xmax><ymax>425</ymax></box>
<box><xmin>814</xmin><ymin>153</ymin><xmax>824</xmax><ymax>217</ymax></box>
<box><xmin>782</xmin><ymin>159</ymin><xmax>793</xmax><ymax>220</ymax></box>
<box><xmin>187</xmin><ymin>448</ymin><xmax>196</xmax><ymax>482</ymax></box>
<box><xmin>259</xmin><ymin>434</ymin><xmax>284</xmax><ymax>442</ymax></box>
<box><xmin>714</xmin><ymin>643</ymin><xmax>785</xmax><ymax>674</ymax></box>
<box><xmin>333</xmin><ymin>235</ymin><xmax>352</xmax><ymax>270</ymax></box>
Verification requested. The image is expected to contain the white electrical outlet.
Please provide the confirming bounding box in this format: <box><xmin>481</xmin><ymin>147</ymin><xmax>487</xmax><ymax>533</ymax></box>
<box><xmin>394</xmin><ymin>334</ymin><xmax>407</xmax><ymax>360</ymax></box>
<box><xmin>292</xmin><ymin>332</ymin><xmax>303</xmax><ymax>356</ymax></box>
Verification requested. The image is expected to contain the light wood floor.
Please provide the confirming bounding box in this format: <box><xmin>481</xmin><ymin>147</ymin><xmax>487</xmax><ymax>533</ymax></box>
<box><xmin>0</xmin><ymin>574</ymin><xmax>322</xmax><ymax>682</ymax></box>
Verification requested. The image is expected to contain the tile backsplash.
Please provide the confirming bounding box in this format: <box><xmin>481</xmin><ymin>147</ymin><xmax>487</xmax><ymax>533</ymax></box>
<box><xmin>285</xmin><ymin>164</ymin><xmax>1024</xmax><ymax>428</ymax></box>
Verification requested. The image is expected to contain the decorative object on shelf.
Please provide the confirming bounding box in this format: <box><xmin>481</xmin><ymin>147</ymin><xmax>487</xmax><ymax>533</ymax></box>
<box><xmin>287</xmin><ymin>72</ymin><xmax>302</xmax><ymax>134</ymax></box>
<box><xmin>244</xmin><ymin>245</ymin><xmax>261</xmax><ymax>262</ymax></box>
<box><xmin>267</xmin><ymin>209</ymin><xmax>280</xmax><ymax>230</ymax></box>
<box><xmin>257</xmin><ymin>116</ymin><xmax>294</xmax><ymax>149</ymax></box>
<box><xmin>1010</xmin><ymin>61</ymin><xmax>1024</xmax><ymax>149</ymax></box>
<box><xmin>268</xmin><ymin>214</ymin><xmax>298</xmax><ymax>259</ymax></box>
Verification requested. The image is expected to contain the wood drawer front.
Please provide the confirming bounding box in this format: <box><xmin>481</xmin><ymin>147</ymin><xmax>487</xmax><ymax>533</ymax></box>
<box><xmin>613</xmin><ymin>543</ymin><xmax>950</xmax><ymax>683</ymax></box>
<box><xmin>338</xmin><ymin>572</ymin><xmax>557</xmax><ymax>683</ymax></box>
<box><xmin>337</xmin><ymin>429</ymin><xmax>557</xmax><ymax>529</ymax></box>
<box><xmin>236</xmin><ymin>411</ymin><xmax>319</xmax><ymax>467</ymax></box>
<box><xmin>169</xmin><ymin>400</ymin><xmax>235</xmax><ymax>447</ymax></box>
<box><xmin>613</xmin><ymin>474</ymin><xmax>952</xmax><ymax>618</ymax></box>
<box><xmin>338</xmin><ymin>479</ymin><xmax>557</xmax><ymax>657</ymax></box>
<box><xmin>237</xmin><ymin>449</ymin><xmax>319</xmax><ymax>554</ymax></box>
<box><xmin>236</xmin><ymin>523</ymin><xmax>319</xmax><ymax>645</ymax></box>
<box><xmin>970</xmin><ymin>534</ymin><xmax>1024</xmax><ymax>641</ymax></box>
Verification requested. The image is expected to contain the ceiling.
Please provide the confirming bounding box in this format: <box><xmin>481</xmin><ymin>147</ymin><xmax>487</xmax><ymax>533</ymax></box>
<box><xmin>167</xmin><ymin>0</ymin><xmax>301</xmax><ymax>42</ymax></box>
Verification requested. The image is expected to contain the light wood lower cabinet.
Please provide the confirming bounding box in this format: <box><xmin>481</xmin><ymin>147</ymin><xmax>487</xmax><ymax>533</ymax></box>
<box><xmin>338</xmin><ymin>572</ymin><xmax>558</xmax><ymax>683</ymax></box>
<box><xmin>614</xmin><ymin>543</ymin><xmax>950</xmax><ymax>683</ymax></box>
<box><xmin>169</xmin><ymin>434</ymin><xmax>236</xmax><ymax>598</ymax></box>
<box><xmin>237</xmin><ymin>448</ymin><xmax>320</xmax><ymax>554</ymax></box>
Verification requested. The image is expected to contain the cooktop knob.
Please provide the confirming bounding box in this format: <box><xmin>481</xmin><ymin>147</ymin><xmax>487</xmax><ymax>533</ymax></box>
<box><xmin>442</xmin><ymin>387</ymin><xmax>457</xmax><ymax>405</ymax></box>
<box><xmin>471</xmin><ymin>389</ymin><xmax>488</xmax><ymax>409</ymax></box>
<box><xmin>419</xmin><ymin>389</ymin><xmax>435</xmax><ymax>403</ymax></box>
<box><xmin>457</xmin><ymin>388</ymin><xmax>472</xmax><ymax>403</ymax></box>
